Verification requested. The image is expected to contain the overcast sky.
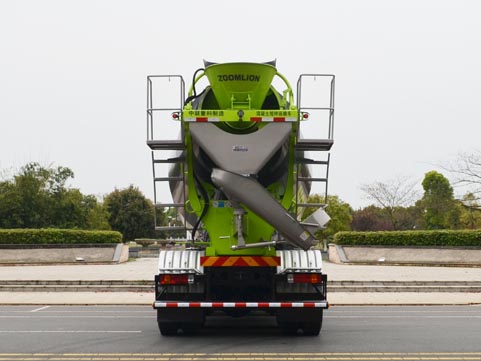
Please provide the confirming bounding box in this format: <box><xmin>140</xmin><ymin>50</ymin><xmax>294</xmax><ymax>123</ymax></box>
<box><xmin>1</xmin><ymin>0</ymin><xmax>480</xmax><ymax>209</ymax></box>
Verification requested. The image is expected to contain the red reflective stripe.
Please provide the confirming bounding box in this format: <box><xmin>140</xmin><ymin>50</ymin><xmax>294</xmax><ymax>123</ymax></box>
<box><xmin>235</xmin><ymin>257</ymin><xmax>249</xmax><ymax>266</ymax></box>
<box><xmin>255</xmin><ymin>257</ymin><xmax>269</xmax><ymax>267</ymax></box>
<box><xmin>196</xmin><ymin>117</ymin><xmax>208</xmax><ymax>122</ymax></box>
<box><xmin>213</xmin><ymin>257</ymin><xmax>229</xmax><ymax>266</ymax></box>
<box><xmin>250</xmin><ymin>117</ymin><xmax>262</xmax><ymax>122</ymax></box>
<box><xmin>156</xmin><ymin>302</ymin><xmax>326</xmax><ymax>308</ymax></box>
<box><xmin>273</xmin><ymin>117</ymin><xmax>285</xmax><ymax>122</ymax></box>
<box><xmin>201</xmin><ymin>256</ymin><xmax>281</xmax><ymax>267</ymax></box>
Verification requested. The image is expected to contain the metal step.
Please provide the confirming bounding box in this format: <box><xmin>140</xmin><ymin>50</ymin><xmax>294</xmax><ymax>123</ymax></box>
<box><xmin>147</xmin><ymin>140</ymin><xmax>185</xmax><ymax>150</ymax></box>
<box><xmin>296</xmin><ymin>139</ymin><xmax>333</xmax><ymax>151</ymax></box>
<box><xmin>155</xmin><ymin>203</ymin><xmax>184</xmax><ymax>208</ymax></box>
<box><xmin>297</xmin><ymin>177</ymin><xmax>327</xmax><ymax>182</ymax></box>
<box><xmin>297</xmin><ymin>203</ymin><xmax>326</xmax><ymax>207</ymax></box>
<box><xmin>296</xmin><ymin>157</ymin><xmax>329</xmax><ymax>165</ymax></box>
<box><xmin>154</xmin><ymin>176</ymin><xmax>183</xmax><ymax>182</ymax></box>
<box><xmin>155</xmin><ymin>226</ymin><xmax>192</xmax><ymax>232</ymax></box>
<box><xmin>153</xmin><ymin>156</ymin><xmax>185</xmax><ymax>164</ymax></box>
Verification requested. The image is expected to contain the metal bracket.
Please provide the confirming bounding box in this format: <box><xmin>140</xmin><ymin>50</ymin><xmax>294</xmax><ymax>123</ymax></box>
<box><xmin>231</xmin><ymin>240</ymin><xmax>284</xmax><ymax>251</ymax></box>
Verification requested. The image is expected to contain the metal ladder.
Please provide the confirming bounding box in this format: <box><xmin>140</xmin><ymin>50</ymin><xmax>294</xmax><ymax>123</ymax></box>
<box><xmin>147</xmin><ymin>75</ymin><xmax>190</xmax><ymax>236</ymax></box>
<box><xmin>294</xmin><ymin>74</ymin><xmax>335</xmax><ymax>214</ymax></box>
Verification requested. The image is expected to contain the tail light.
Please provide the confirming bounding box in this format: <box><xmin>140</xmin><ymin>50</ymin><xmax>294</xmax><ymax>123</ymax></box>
<box><xmin>159</xmin><ymin>274</ymin><xmax>194</xmax><ymax>285</ymax></box>
<box><xmin>287</xmin><ymin>273</ymin><xmax>322</xmax><ymax>284</ymax></box>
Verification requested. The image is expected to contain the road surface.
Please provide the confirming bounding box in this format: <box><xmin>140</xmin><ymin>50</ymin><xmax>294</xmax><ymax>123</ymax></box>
<box><xmin>1</xmin><ymin>305</ymin><xmax>481</xmax><ymax>360</ymax></box>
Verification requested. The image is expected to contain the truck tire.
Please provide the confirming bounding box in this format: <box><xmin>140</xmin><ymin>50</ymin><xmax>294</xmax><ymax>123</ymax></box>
<box><xmin>157</xmin><ymin>309</ymin><xmax>204</xmax><ymax>336</ymax></box>
<box><xmin>180</xmin><ymin>322</ymin><xmax>202</xmax><ymax>335</ymax></box>
<box><xmin>158</xmin><ymin>322</ymin><xmax>178</xmax><ymax>336</ymax></box>
<box><xmin>278</xmin><ymin>321</ymin><xmax>302</xmax><ymax>335</ymax></box>
<box><xmin>302</xmin><ymin>321</ymin><xmax>322</xmax><ymax>336</ymax></box>
<box><xmin>278</xmin><ymin>321</ymin><xmax>322</xmax><ymax>336</ymax></box>
<box><xmin>277</xmin><ymin>309</ymin><xmax>323</xmax><ymax>336</ymax></box>
<box><xmin>158</xmin><ymin>322</ymin><xmax>203</xmax><ymax>336</ymax></box>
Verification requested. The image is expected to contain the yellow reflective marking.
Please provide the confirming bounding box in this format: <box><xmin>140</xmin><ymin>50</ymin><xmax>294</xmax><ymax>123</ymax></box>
<box><xmin>264</xmin><ymin>257</ymin><xmax>280</xmax><ymax>266</ymax></box>
<box><xmin>223</xmin><ymin>257</ymin><xmax>240</xmax><ymax>266</ymax></box>
<box><xmin>243</xmin><ymin>257</ymin><xmax>259</xmax><ymax>266</ymax></box>
<box><xmin>201</xmin><ymin>257</ymin><xmax>218</xmax><ymax>267</ymax></box>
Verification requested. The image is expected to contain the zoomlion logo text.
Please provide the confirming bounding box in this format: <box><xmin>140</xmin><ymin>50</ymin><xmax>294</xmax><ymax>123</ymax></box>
<box><xmin>217</xmin><ymin>74</ymin><xmax>260</xmax><ymax>82</ymax></box>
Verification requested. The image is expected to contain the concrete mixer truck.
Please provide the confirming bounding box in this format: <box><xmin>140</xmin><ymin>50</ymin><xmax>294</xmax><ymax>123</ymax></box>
<box><xmin>147</xmin><ymin>61</ymin><xmax>335</xmax><ymax>336</ymax></box>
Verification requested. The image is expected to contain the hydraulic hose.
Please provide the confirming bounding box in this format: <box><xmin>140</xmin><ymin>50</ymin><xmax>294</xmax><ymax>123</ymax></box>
<box><xmin>184</xmin><ymin>68</ymin><xmax>207</xmax><ymax>106</ymax></box>
<box><xmin>191</xmin><ymin>173</ymin><xmax>209</xmax><ymax>243</ymax></box>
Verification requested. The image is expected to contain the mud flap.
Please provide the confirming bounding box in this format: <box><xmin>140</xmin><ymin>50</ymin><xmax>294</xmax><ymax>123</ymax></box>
<box><xmin>276</xmin><ymin>308</ymin><xmax>324</xmax><ymax>336</ymax></box>
<box><xmin>157</xmin><ymin>308</ymin><xmax>205</xmax><ymax>324</ymax></box>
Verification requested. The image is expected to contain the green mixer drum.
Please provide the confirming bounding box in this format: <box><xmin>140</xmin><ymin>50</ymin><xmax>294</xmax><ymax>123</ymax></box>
<box><xmin>203</xmin><ymin>62</ymin><xmax>277</xmax><ymax>110</ymax></box>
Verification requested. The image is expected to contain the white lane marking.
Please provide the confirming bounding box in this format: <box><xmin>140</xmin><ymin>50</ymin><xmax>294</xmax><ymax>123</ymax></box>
<box><xmin>0</xmin><ymin>330</ymin><xmax>142</xmax><ymax>333</ymax></box>
<box><xmin>2</xmin><ymin>309</ymin><xmax>481</xmax><ymax>314</ymax></box>
<box><xmin>327</xmin><ymin>315</ymin><xmax>481</xmax><ymax>318</ymax></box>
<box><xmin>0</xmin><ymin>316</ymin><xmax>152</xmax><ymax>318</ymax></box>
<box><xmin>30</xmin><ymin>306</ymin><xmax>50</xmax><ymax>313</ymax></box>
<box><xmin>0</xmin><ymin>310</ymin><xmax>153</xmax><ymax>313</ymax></box>
<box><xmin>329</xmin><ymin>309</ymin><xmax>481</xmax><ymax>313</ymax></box>
<box><xmin>3</xmin><ymin>314</ymin><xmax>481</xmax><ymax>319</ymax></box>
<box><xmin>6</xmin><ymin>314</ymin><xmax>478</xmax><ymax>320</ymax></box>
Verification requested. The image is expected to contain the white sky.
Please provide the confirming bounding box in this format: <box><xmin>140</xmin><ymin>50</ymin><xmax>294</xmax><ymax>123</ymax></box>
<box><xmin>1</xmin><ymin>0</ymin><xmax>480</xmax><ymax>209</ymax></box>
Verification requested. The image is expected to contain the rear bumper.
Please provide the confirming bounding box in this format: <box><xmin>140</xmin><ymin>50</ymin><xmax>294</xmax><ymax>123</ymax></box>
<box><xmin>153</xmin><ymin>301</ymin><xmax>328</xmax><ymax>309</ymax></box>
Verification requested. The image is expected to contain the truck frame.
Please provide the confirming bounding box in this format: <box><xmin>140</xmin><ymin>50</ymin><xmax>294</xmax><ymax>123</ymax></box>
<box><xmin>146</xmin><ymin>61</ymin><xmax>335</xmax><ymax>336</ymax></box>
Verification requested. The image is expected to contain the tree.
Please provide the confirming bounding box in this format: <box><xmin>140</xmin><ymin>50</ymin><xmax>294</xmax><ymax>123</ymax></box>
<box><xmin>303</xmin><ymin>194</ymin><xmax>352</xmax><ymax>241</ymax></box>
<box><xmin>351</xmin><ymin>204</ymin><xmax>423</xmax><ymax>231</ymax></box>
<box><xmin>459</xmin><ymin>192</ymin><xmax>481</xmax><ymax>229</ymax></box>
<box><xmin>351</xmin><ymin>205</ymin><xmax>392</xmax><ymax>231</ymax></box>
<box><xmin>0</xmin><ymin>162</ymin><xmax>110</xmax><ymax>230</ymax></box>
<box><xmin>104</xmin><ymin>185</ymin><xmax>156</xmax><ymax>241</ymax></box>
<box><xmin>360</xmin><ymin>176</ymin><xmax>420</xmax><ymax>230</ymax></box>
<box><xmin>0</xmin><ymin>162</ymin><xmax>73</xmax><ymax>228</ymax></box>
<box><xmin>84</xmin><ymin>198</ymin><xmax>111</xmax><ymax>230</ymax></box>
<box><xmin>421</xmin><ymin>171</ymin><xmax>459</xmax><ymax>229</ymax></box>
<box><xmin>0</xmin><ymin>180</ymin><xmax>23</xmax><ymax>228</ymax></box>
<box><xmin>445</xmin><ymin>150</ymin><xmax>481</xmax><ymax>198</ymax></box>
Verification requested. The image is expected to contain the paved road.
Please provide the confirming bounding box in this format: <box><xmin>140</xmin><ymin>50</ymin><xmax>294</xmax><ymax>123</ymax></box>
<box><xmin>1</xmin><ymin>305</ymin><xmax>481</xmax><ymax>360</ymax></box>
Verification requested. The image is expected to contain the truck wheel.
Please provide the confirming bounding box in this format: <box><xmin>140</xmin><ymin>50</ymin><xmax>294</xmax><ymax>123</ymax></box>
<box><xmin>302</xmin><ymin>321</ymin><xmax>321</xmax><ymax>336</ymax></box>
<box><xmin>181</xmin><ymin>322</ymin><xmax>202</xmax><ymax>335</ymax></box>
<box><xmin>277</xmin><ymin>309</ymin><xmax>323</xmax><ymax>336</ymax></box>
<box><xmin>278</xmin><ymin>321</ymin><xmax>301</xmax><ymax>335</ymax></box>
<box><xmin>158</xmin><ymin>322</ymin><xmax>178</xmax><ymax>336</ymax></box>
<box><xmin>302</xmin><ymin>309</ymin><xmax>323</xmax><ymax>336</ymax></box>
<box><xmin>278</xmin><ymin>321</ymin><xmax>321</xmax><ymax>336</ymax></box>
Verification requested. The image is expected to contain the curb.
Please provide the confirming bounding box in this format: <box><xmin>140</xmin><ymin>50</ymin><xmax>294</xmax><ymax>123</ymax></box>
<box><xmin>2</xmin><ymin>280</ymin><xmax>481</xmax><ymax>293</ymax></box>
<box><xmin>328</xmin><ymin>244</ymin><xmax>481</xmax><ymax>268</ymax></box>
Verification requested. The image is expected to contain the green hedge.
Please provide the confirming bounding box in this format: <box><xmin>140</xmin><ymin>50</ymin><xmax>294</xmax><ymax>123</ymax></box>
<box><xmin>333</xmin><ymin>230</ymin><xmax>481</xmax><ymax>247</ymax></box>
<box><xmin>0</xmin><ymin>229</ymin><xmax>123</xmax><ymax>245</ymax></box>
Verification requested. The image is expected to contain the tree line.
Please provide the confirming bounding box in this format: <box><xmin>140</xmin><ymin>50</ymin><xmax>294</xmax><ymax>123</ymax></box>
<box><xmin>0</xmin><ymin>163</ymin><xmax>161</xmax><ymax>241</ymax></box>
<box><xmin>313</xmin><ymin>165</ymin><xmax>481</xmax><ymax>241</ymax></box>
<box><xmin>2</xmin><ymin>151</ymin><xmax>481</xmax><ymax>243</ymax></box>
<box><xmin>354</xmin><ymin>170</ymin><xmax>481</xmax><ymax>231</ymax></box>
